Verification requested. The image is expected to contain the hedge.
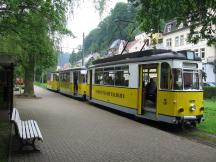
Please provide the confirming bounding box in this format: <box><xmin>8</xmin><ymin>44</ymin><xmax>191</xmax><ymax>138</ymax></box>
<box><xmin>203</xmin><ymin>87</ymin><xmax>216</xmax><ymax>99</ymax></box>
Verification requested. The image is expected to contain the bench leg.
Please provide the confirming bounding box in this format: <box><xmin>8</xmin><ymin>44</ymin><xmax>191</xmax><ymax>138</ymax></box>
<box><xmin>31</xmin><ymin>139</ymin><xmax>40</xmax><ymax>151</ymax></box>
<box><xmin>18</xmin><ymin>139</ymin><xmax>40</xmax><ymax>152</ymax></box>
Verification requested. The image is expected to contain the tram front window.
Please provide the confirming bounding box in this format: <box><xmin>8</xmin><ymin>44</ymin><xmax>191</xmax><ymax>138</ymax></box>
<box><xmin>172</xmin><ymin>68</ymin><xmax>183</xmax><ymax>90</ymax></box>
<box><xmin>172</xmin><ymin>68</ymin><xmax>200</xmax><ymax>90</ymax></box>
<box><xmin>183</xmin><ymin>70</ymin><xmax>199</xmax><ymax>90</ymax></box>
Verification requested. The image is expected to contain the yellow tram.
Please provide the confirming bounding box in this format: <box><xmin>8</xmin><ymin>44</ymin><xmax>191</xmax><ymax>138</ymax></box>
<box><xmin>47</xmin><ymin>72</ymin><xmax>60</xmax><ymax>91</ymax></box>
<box><xmin>58</xmin><ymin>67</ymin><xmax>87</xmax><ymax>99</ymax></box>
<box><xmin>86</xmin><ymin>49</ymin><xmax>204</xmax><ymax>125</ymax></box>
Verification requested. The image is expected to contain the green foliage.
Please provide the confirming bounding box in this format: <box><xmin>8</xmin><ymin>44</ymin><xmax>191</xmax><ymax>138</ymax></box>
<box><xmin>69</xmin><ymin>50</ymin><xmax>83</xmax><ymax>66</ymax></box>
<box><xmin>203</xmin><ymin>87</ymin><xmax>216</xmax><ymax>99</ymax></box>
<box><xmin>129</xmin><ymin>0</ymin><xmax>216</xmax><ymax>45</ymax></box>
<box><xmin>84</xmin><ymin>2</ymin><xmax>138</xmax><ymax>54</ymax></box>
<box><xmin>0</xmin><ymin>0</ymin><xmax>73</xmax><ymax>96</ymax></box>
<box><xmin>34</xmin><ymin>82</ymin><xmax>47</xmax><ymax>89</ymax></box>
<box><xmin>198</xmin><ymin>100</ymin><xmax>216</xmax><ymax>134</ymax></box>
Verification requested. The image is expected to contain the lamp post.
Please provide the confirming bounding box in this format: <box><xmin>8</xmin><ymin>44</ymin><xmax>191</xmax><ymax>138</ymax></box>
<box><xmin>82</xmin><ymin>32</ymin><xmax>85</xmax><ymax>66</ymax></box>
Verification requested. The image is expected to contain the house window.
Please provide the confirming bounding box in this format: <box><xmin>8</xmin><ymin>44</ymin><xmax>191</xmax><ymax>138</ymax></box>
<box><xmin>166</xmin><ymin>38</ymin><xmax>172</xmax><ymax>47</ymax></box>
<box><xmin>194</xmin><ymin>49</ymin><xmax>199</xmax><ymax>57</ymax></box>
<box><xmin>175</xmin><ymin>36</ymin><xmax>180</xmax><ymax>47</ymax></box>
<box><xmin>200</xmin><ymin>48</ymin><xmax>205</xmax><ymax>59</ymax></box>
<box><xmin>167</xmin><ymin>24</ymin><xmax>172</xmax><ymax>32</ymax></box>
<box><xmin>180</xmin><ymin>35</ymin><xmax>184</xmax><ymax>46</ymax></box>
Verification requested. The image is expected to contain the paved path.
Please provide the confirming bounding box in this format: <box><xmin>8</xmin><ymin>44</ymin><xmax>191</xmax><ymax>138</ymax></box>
<box><xmin>10</xmin><ymin>86</ymin><xmax>216</xmax><ymax>162</ymax></box>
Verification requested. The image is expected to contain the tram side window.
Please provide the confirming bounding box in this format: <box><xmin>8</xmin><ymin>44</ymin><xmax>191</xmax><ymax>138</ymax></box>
<box><xmin>172</xmin><ymin>69</ymin><xmax>183</xmax><ymax>90</ymax></box>
<box><xmin>79</xmin><ymin>73</ymin><xmax>86</xmax><ymax>83</ymax></box>
<box><xmin>95</xmin><ymin>69</ymin><xmax>103</xmax><ymax>84</ymax></box>
<box><xmin>53</xmin><ymin>74</ymin><xmax>59</xmax><ymax>81</ymax></box>
<box><xmin>59</xmin><ymin>73</ymin><xmax>63</xmax><ymax>82</ymax></box>
<box><xmin>103</xmin><ymin>67</ymin><xmax>115</xmax><ymax>85</ymax></box>
<box><xmin>62</xmin><ymin>73</ymin><xmax>70</xmax><ymax>82</ymax></box>
<box><xmin>160</xmin><ymin>62</ymin><xmax>170</xmax><ymax>89</ymax></box>
<box><xmin>66</xmin><ymin>72</ymin><xmax>70</xmax><ymax>82</ymax></box>
<box><xmin>115</xmin><ymin>66</ymin><xmax>129</xmax><ymax>87</ymax></box>
<box><xmin>47</xmin><ymin>73</ymin><xmax>51</xmax><ymax>81</ymax></box>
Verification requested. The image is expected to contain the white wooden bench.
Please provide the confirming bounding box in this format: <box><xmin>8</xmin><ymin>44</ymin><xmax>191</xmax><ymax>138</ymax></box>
<box><xmin>11</xmin><ymin>108</ymin><xmax>43</xmax><ymax>151</ymax></box>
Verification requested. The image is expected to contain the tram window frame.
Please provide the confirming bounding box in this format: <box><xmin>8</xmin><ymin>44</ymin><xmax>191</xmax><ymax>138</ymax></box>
<box><xmin>64</xmin><ymin>72</ymin><xmax>70</xmax><ymax>82</ymax></box>
<box><xmin>47</xmin><ymin>73</ymin><xmax>51</xmax><ymax>81</ymax></box>
<box><xmin>79</xmin><ymin>72</ymin><xmax>86</xmax><ymax>84</ymax></box>
<box><xmin>95</xmin><ymin>68</ymin><xmax>104</xmax><ymax>85</ymax></box>
<box><xmin>114</xmin><ymin>65</ymin><xmax>129</xmax><ymax>87</ymax></box>
<box><xmin>160</xmin><ymin>62</ymin><xmax>170</xmax><ymax>90</ymax></box>
<box><xmin>94</xmin><ymin>65</ymin><xmax>129</xmax><ymax>87</ymax></box>
<box><xmin>59</xmin><ymin>73</ymin><xmax>63</xmax><ymax>82</ymax></box>
<box><xmin>172</xmin><ymin>68</ymin><xmax>183</xmax><ymax>90</ymax></box>
<box><xmin>53</xmin><ymin>73</ymin><xmax>59</xmax><ymax>81</ymax></box>
<box><xmin>183</xmin><ymin>69</ymin><xmax>200</xmax><ymax>90</ymax></box>
<box><xmin>103</xmin><ymin>67</ymin><xmax>115</xmax><ymax>86</ymax></box>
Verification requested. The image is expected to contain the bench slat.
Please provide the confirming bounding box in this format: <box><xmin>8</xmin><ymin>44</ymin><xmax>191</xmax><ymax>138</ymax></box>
<box><xmin>30</xmin><ymin>120</ymin><xmax>39</xmax><ymax>138</ymax></box>
<box><xmin>33</xmin><ymin>121</ymin><xmax>43</xmax><ymax>141</ymax></box>
<box><xmin>27</xmin><ymin>121</ymin><xmax>34</xmax><ymax>139</ymax></box>
<box><xmin>11</xmin><ymin>108</ymin><xmax>17</xmax><ymax>121</ymax></box>
<box><xmin>22</xmin><ymin>121</ymin><xmax>26</xmax><ymax>139</ymax></box>
<box><xmin>24</xmin><ymin>121</ymin><xmax>31</xmax><ymax>139</ymax></box>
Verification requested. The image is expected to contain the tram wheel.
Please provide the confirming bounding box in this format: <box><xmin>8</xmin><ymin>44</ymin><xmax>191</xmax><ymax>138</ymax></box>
<box><xmin>191</xmin><ymin>122</ymin><xmax>197</xmax><ymax>128</ymax></box>
<box><xmin>178</xmin><ymin>122</ymin><xmax>185</xmax><ymax>130</ymax></box>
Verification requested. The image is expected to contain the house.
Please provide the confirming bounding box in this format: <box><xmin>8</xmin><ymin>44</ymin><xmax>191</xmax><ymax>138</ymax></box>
<box><xmin>75</xmin><ymin>53</ymin><xmax>100</xmax><ymax>67</ymax></box>
<box><xmin>108</xmin><ymin>32</ymin><xmax>163</xmax><ymax>55</ymax></box>
<box><xmin>163</xmin><ymin>20</ymin><xmax>216</xmax><ymax>82</ymax></box>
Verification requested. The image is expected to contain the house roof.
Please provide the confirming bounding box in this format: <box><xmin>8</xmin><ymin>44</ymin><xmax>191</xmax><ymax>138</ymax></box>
<box><xmin>163</xmin><ymin>20</ymin><xmax>189</xmax><ymax>36</ymax></box>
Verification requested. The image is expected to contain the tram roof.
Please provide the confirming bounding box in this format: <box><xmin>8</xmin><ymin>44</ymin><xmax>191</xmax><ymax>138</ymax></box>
<box><xmin>58</xmin><ymin>66</ymin><xmax>87</xmax><ymax>73</ymax></box>
<box><xmin>92</xmin><ymin>49</ymin><xmax>201</xmax><ymax>67</ymax></box>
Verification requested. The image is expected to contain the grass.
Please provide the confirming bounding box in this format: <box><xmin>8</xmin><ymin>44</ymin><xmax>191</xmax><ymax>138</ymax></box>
<box><xmin>0</xmin><ymin>122</ymin><xmax>10</xmax><ymax>162</ymax></box>
<box><xmin>34</xmin><ymin>82</ymin><xmax>47</xmax><ymax>89</ymax></box>
<box><xmin>197</xmin><ymin>99</ymin><xmax>216</xmax><ymax>134</ymax></box>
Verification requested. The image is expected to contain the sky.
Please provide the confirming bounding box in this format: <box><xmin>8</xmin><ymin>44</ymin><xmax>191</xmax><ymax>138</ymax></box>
<box><xmin>61</xmin><ymin>0</ymin><xmax>127</xmax><ymax>53</ymax></box>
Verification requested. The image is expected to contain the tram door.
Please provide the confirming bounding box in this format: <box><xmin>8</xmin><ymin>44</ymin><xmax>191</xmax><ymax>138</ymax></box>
<box><xmin>142</xmin><ymin>64</ymin><xmax>158</xmax><ymax>113</ymax></box>
<box><xmin>73</xmin><ymin>71</ymin><xmax>78</xmax><ymax>95</ymax></box>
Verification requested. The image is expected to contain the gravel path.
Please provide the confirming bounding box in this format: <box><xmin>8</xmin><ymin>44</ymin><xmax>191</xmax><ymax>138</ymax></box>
<box><xmin>10</xmin><ymin>86</ymin><xmax>216</xmax><ymax>162</ymax></box>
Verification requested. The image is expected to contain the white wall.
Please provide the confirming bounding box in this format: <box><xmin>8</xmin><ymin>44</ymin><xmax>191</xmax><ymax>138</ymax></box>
<box><xmin>203</xmin><ymin>64</ymin><xmax>216</xmax><ymax>82</ymax></box>
<box><xmin>163</xmin><ymin>27</ymin><xmax>216</xmax><ymax>83</ymax></box>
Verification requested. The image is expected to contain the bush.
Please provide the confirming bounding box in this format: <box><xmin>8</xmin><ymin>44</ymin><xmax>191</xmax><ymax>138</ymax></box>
<box><xmin>203</xmin><ymin>87</ymin><xmax>216</xmax><ymax>99</ymax></box>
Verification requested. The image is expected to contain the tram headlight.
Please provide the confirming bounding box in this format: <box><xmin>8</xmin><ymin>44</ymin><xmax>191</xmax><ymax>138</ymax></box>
<box><xmin>190</xmin><ymin>104</ymin><xmax>196</xmax><ymax>111</ymax></box>
<box><xmin>179</xmin><ymin>107</ymin><xmax>184</xmax><ymax>113</ymax></box>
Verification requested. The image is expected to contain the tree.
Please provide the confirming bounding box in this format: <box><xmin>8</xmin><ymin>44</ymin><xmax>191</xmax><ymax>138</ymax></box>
<box><xmin>129</xmin><ymin>0</ymin><xmax>216</xmax><ymax>45</ymax></box>
<box><xmin>0</xmin><ymin>0</ymin><xmax>72</xmax><ymax>96</ymax></box>
<box><xmin>84</xmin><ymin>2</ymin><xmax>138</xmax><ymax>54</ymax></box>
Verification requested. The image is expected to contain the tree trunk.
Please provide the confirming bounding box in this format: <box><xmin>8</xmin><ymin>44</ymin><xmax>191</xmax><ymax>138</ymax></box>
<box><xmin>23</xmin><ymin>55</ymin><xmax>35</xmax><ymax>97</ymax></box>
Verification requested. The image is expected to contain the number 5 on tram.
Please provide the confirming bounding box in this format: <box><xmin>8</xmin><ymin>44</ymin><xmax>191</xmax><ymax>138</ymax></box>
<box><xmin>86</xmin><ymin>49</ymin><xmax>204</xmax><ymax>126</ymax></box>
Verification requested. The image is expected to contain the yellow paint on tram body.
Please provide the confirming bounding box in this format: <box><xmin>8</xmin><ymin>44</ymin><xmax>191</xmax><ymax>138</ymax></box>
<box><xmin>78</xmin><ymin>83</ymin><xmax>87</xmax><ymax>95</ymax></box>
<box><xmin>92</xmin><ymin>85</ymin><xmax>139</xmax><ymax>109</ymax></box>
<box><xmin>47</xmin><ymin>81</ymin><xmax>59</xmax><ymax>91</ymax></box>
<box><xmin>157</xmin><ymin>91</ymin><xmax>204</xmax><ymax>116</ymax></box>
<box><xmin>59</xmin><ymin>82</ymin><xmax>87</xmax><ymax>96</ymax></box>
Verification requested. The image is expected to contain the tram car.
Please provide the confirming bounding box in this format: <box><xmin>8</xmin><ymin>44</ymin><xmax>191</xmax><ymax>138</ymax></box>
<box><xmin>58</xmin><ymin>67</ymin><xmax>87</xmax><ymax>99</ymax></box>
<box><xmin>47</xmin><ymin>72</ymin><xmax>60</xmax><ymax>91</ymax></box>
<box><xmin>86</xmin><ymin>49</ymin><xmax>204</xmax><ymax>126</ymax></box>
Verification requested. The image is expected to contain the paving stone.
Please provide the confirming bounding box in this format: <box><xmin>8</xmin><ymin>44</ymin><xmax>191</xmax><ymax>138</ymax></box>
<box><xmin>9</xmin><ymin>86</ymin><xmax>216</xmax><ymax>162</ymax></box>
